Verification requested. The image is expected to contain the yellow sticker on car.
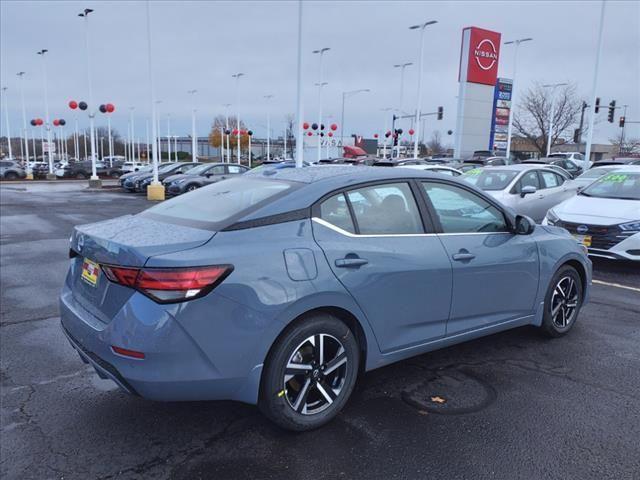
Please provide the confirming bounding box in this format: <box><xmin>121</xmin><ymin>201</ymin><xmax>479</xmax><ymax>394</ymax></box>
<box><xmin>81</xmin><ymin>258</ymin><xmax>100</xmax><ymax>287</ymax></box>
<box><xmin>573</xmin><ymin>234</ymin><xmax>592</xmax><ymax>247</ymax></box>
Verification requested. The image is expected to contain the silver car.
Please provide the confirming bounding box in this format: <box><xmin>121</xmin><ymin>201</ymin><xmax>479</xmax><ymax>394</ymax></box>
<box><xmin>0</xmin><ymin>160</ymin><xmax>27</xmax><ymax>180</ymax></box>
<box><xmin>462</xmin><ymin>164</ymin><xmax>577</xmax><ymax>223</ymax></box>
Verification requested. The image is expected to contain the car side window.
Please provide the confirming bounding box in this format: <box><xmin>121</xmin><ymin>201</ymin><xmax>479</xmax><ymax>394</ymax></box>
<box><xmin>319</xmin><ymin>193</ymin><xmax>355</xmax><ymax>233</ymax></box>
<box><xmin>347</xmin><ymin>183</ymin><xmax>423</xmax><ymax>234</ymax></box>
<box><xmin>540</xmin><ymin>171</ymin><xmax>562</xmax><ymax>188</ymax></box>
<box><xmin>209</xmin><ymin>165</ymin><xmax>225</xmax><ymax>175</ymax></box>
<box><xmin>423</xmin><ymin>182</ymin><xmax>508</xmax><ymax>233</ymax></box>
<box><xmin>513</xmin><ymin>170</ymin><xmax>541</xmax><ymax>193</ymax></box>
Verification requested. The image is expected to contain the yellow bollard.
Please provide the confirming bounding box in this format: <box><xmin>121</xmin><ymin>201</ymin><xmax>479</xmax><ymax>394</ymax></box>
<box><xmin>147</xmin><ymin>182</ymin><xmax>165</xmax><ymax>201</ymax></box>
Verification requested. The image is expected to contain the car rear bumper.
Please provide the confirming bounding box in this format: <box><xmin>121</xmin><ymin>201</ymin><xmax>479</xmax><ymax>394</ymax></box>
<box><xmin>59</xmin><ymin>283</ymin><xmax>262</xmax><ymax>404</ymax></box>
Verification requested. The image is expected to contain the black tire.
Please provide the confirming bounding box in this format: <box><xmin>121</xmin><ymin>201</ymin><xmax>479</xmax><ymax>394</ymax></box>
<box><xmin>259</xmin><ymin>313</ymin><xmax>360</xmax><ymax>431</ymax></box>
<box><xmin>76</xmin><ymin>172</ymin><xmax>87</xmax><ymax>180</ymax></box>
<box><xmin>540</xmin><ymin>265</ymin><xmax>583</xmax><ymax>338</ymax></box>
<box><xmin>185</xmin><ymin>184</ymin><xmax>199</xmax><ymax>192</ymax></box>
<box><xmin>110</xmin><ymin>171</ymin><xmax>121</xmax><ymax>178</ymax></box>
<box><xmin>5</xmin><ymin>171</ymin><xmax>19</xmax><ymax>180</ymax></box>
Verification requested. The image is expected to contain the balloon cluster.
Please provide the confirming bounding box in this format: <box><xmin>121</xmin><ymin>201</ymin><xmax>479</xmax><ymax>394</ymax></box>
<box><xmin>69</xmin><ymin>100</ymin><xmax>115</xmax><ymax>113</ymax></box>
<box><xmin>52</xmin><ymin>119</ymin><xmax>66</xmax><ymax>126</ymax></box>
<box><xmin>302</xmin><ymin>122</ymin><xmax>338</xmax><ymax>134</ymax></box>
<box><xmin>30</xmin><ymin>118</ymin><xmax>44</xmax><ymax>126</ymax></box>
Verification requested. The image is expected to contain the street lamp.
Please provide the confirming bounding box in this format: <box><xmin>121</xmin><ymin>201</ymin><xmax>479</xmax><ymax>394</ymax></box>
<box><xmin>232</xmin><ymin>73</ymin><xmax>245</xmax><ymax>164</ymax></box>
<box><xmin>222</xmin><ymin>103</ymin><xmax>231</xmax><ymax>162</ymax></box>
<box><xmin>78</xmin><ymin>8</ymin><xmax>100</xmax><ymax>186</ymax></box>
<box><xmin>145</xmin><ymin>0</ymin><xmax>163</xmax><ymax>199</ymax></box>
<box><xmin>381</xmin><ymin>107</ymin><xmax>393</xmax><ymax>159</ymax></box>
<box><xmin>340</xmin><ymin>88</ymin><xmax>369</xmax><ymax>146</ymax></box>
<box><xmin>409</xmin><ymin>20</ymin><xmax>437</xmax><ymax>159</ymax></box>
<box><xmin>294</xmin><ymin>0</ymin><xmax>304</xmax><ymax>168</ymax></box>
<box><xmin>16</xmin><ymin>72</ymin><xmax>31</xmax><ymax>175</ymax></box>
<box><xmin>584</xmin><ymin>0</ymin><xmax>606</xmax><ymax>163</ymax></box>
<box><xmin>188</xmin><ymin>89</ymin><xmax>198</xmax><ymax>162</ymax></box>
<box><xmin>264</xmin><ymin>94</ymin><xmax>274</xmax><ymax>161</ymax></box>
<box><xmin>129</xmin><ymin>106</ymin><xmax>137</xmax><ymax>163</ymax></box>
<box><xmin>36</xmin><ymin>49</ymin><xmax>55</xmax><ymax>178</ymax></box>
<box><xmin>503</xmin><ymin>37</ymin><xmax>533</xmax><ymax>159</ymax></box>
<box><xmin>1</xmin><ymin>87</ymin><xmax>13</xmax><ymax>161</ymax></box>
<box><xmin>312</xmin><ymin>47</ymin><xmax>330</xmax><ymax>162</ymax></box>
<box><xmin>166</xmin><ymin>114</ymin><xmax>171</xmax><ymax>163</ymax></box>
<box><xmin>542</xmin><ymin>82</ymin><xmax>568</xmax><ymax>156</ymax></box>
<box><xmin>393</xmin><ymin>62</ymin><xmax>412</xmax><ymax>115</ymax></box>
<box><xmin>154</xmin><ymin>100</ymin><xmax>162</xmax><ymax>163</ymax></box>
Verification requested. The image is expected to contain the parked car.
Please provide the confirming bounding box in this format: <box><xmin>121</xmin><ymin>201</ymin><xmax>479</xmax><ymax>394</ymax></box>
<box><xmin>119</xmin><ymin>165</ymin><xmax>155</xmax><ymax>189</ymax></box>
<box><xmin>120</xmin><ymin>162</ymin><xmax>147</xmax><ymax>174</ymax></box>
<box><xmin>523</xmin><ymin>157</ymin><xmax>583</xmax><ymax>179</ymax></box>
<box><xmin>247</xmin><ymin>160</ymin><xmax>312</xmax><ymax>175</ymax></box>
<box><xmin>426</xmin><ymin>157</ymin><xmax>464</xmax><ymax>166</ymax></box>
<box><xmin>31</xmin><ymin>162</ymin><xmax>51</xmax><ymax>179</ymax></box>
<box><xmin>335</xmin><ymin>157</ymin><xmax>378</xmax><ymax>166</ymax></box>
<box><xmin>462</xmin><ymin>164</ymin><xmax>576</xmax><ymax>223</ymax></box>
<box><xmin>163</xmin><ymin>163</ymin><xmax>249</xmax><ymax>195</ymax></box>
<box><xmin>399</xmin><ymin>164</ymin><xmax>462</xmax><ymax>176</ymax></box>
<box><xmin>372</xmin><ymin>159</ymin><xmax>428</xmax><ymax>167</ymax></box>
<box><xmin>56</xmin><ymin>161</ymin><xmax>109</xmax><ymax>179</ymax></box>
<box><xmin>133</xmin><ymin>162</ymin><xmax>201</xmax><ymax>192</ymax></box>
<box><xmin>0</xmin><ymin>160</ymin><xmax>27</xmax><ymax>180</ymax></box>
<box><xmin>470</xmin><ymin>149</ymin><xmax>496</xmax><ymax>159</ymax></box>
<box><xmin>563</xmin><ymin>165</ymin><xmax>626</xmax><ymax>192</ymax></box>
<box><xmin>591</xmin><ymin>157</ymin><xmax>640</xmax><ymax>168</ymax></box>
<box><xmin>543</xmin><ymin>166</ymin><xmax>639</xmax><ymax>261</ymax></box>
<box><xmin>548</xmin><ymin>152</ymin><xmax>590</xmax><ymax>170</ymax></box>
<box><xmin>61</xmin><ymin>166</ymin><xmax>591</xmax><ymax>431</ymax></box>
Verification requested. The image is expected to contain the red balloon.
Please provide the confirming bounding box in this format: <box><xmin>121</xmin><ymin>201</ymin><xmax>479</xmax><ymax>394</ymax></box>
<box><xmin>240</xmin><ymin>129</ymin><xmax>247</xmax><ymax>135</ymax></box>
<box><xmin>68</xmin><ymin>100</ymin><xmax>78</xmax><ymax>109</ymax></box>
<box><xmin>328</xmin><ymin>131</ymin><xmax>333</xmax><ymax>137</ymax></box>
<box><xmin>330</xmin><ymin>123</ymin><xmax>338</xmax><ymax>131</ymax></box>
<box><xmin>232</xmin><ymin>129</ymin><xmax>239</xmax><ymax>135</ymax></box>
<box><xmin>374</xmin><ymin>133</ymin><xmax>379</xmax><ymax>138</ymax></box>
<box><xmin>409</xmin><ymin>129</ymin><xmax>415</xmax><ymax>135</ymax></box>
<box><xmin>36</xmin><ymin>118</ymin><xmax>43</xmax><ymax>126</ymax></box>
<box><xmin>307</xmin><ymin>131</ymin><xmax>313</xmax><ymax>136</ymax></box>
<box><xmin>106</xmin><ymin>103</ymin><xmax>115</xmax><ymax>113</ymax></box>
<box><xmin>303</xmin><ymin>122</ymin><xmax>309</xmax><ymax>130</ymax></box>
<box><xmin>53</xmin><ymin>119</ymin><xmax>60</xmax><ymax>126</ymax></box>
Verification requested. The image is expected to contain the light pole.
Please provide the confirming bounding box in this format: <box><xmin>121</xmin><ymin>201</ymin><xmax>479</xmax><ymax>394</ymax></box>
<box><xmin>232</xmin><ymin>73</ymin><xmax>245</xmax><ymax>164</ymax></box>
<box><xmin>36</xmin><ymin>49</ymin><xmax>55</xmax><ymax>178</ymax></box>
<box><xmin>543</xmin><ymin>82</ymin><xmax>568</xmax><ymax>156</ymax></box>
<box><xmin>381</xmin><ymin>107</ymin><xmax>393</xmax><ymax>159</ymax></box>
<box><xmin>504</xmin><ymin>37</ymin><xmax>533</xmax><ymax>160</ymax></box>
<box><xmin>263</xmin><ymin>94</ymin><xmax>274</xmax><ymax>161</ymax></box>
<box><xmin>313</xmin><ymin>47</ymin><xmax>330</xmax><ymax>162</ymax></box>
<box><xmin>1</xmin><ymin>87</ymin><xmax>13</xmax><ymax>161</ymax></box>
<box><xmin>223</xmin><ymin>103</ymin><xmax>231</xmax><ymax>162</ymax></box>
<box><xmin>166</xmin><ymin>114</ymin><xmax>171</xmax><ymax>163</ymax></box>
<box><xmin>78</xmin><ymin>8</ymin><xmax>100</xmax><ymax>186</ymax></box>
<box><xmin>154</xmin><ymin>100</ymin><xmax>162</xmax><ymax>163</ymax></box>
<box><xmin>340</xmin><ymin>88</ymin><xmax>369</xmax><ymax>146</ymax></box>
<box><xmin>295</xmin><ymin>0</ymin><xmax>304</xmax><ymax>168</ymax></box>
<box><xmin>129</xmin><ymin>106</ymin><xmax>137</xmax><ymax>163</ymax></box>
<box><xmin>17</xmin><ymin>72</ymin><xmax>31</xmax><ymax>175</ymax></box>
<box><xmin>188</xmin><ymin>89</ymin><xmax>198</xmax><ymax>162</ymax></box>
<box><xmin>393</xmin><ymin>62</ymin><xmax>412</xmax><ymax>115</ymax></box>
<box><xmin>409</xmin><ymin>20</ymin><xmax>437</xmax><ymax>159</ymax></box>
<box><xmin>584</xmin><ymin>0</ymin><xmax>606</xmax><ymax>163</ymax></box>
<box><xmin>173</xmin><ymin>135</ymin><xmax>178</xmax><ymax>162</ymax></box>
<box><xmin>145</xmin><ymin>0</ymin><xmax>163</xmax><ymax>200</ymax></box>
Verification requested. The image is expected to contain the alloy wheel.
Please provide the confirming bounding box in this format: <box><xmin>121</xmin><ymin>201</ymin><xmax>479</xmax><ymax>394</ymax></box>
<box><xmin>283</xmin><ymin>334</ymin><xmax>348</xmax><ymax>415</ymax></box>
<box><xmin>550</xmin><ymin>276</ymin><xmax>579</xmax><ymax>328</ymax></box>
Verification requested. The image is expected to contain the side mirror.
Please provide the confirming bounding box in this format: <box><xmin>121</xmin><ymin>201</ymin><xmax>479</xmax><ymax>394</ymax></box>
<box><xmin>515</xmin><ymin>215</ymin><xmax>535</xmax><ymax>235</ymax></box>
<box><xmin>520</xmin><ymin>185</ymin><xmax>537</xmax><ymax>198</ymax></box>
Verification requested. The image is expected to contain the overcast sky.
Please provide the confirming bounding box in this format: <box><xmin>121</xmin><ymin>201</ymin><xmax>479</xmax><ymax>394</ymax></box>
<box><xmin>1</xmin><ymin>0</ymin><xmax>638</xmax><ymax>146</ymax></box>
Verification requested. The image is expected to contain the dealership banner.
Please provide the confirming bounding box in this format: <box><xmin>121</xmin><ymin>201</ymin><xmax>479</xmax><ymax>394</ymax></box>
<box><xmin>489</xmin><ymin>77</ymin><xmax>513</xmax><ymax>151</ymax></box>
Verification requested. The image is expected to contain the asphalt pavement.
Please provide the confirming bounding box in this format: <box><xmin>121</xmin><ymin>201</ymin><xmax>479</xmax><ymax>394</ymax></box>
<box><xmin>1</xmin><ymin>182</ymin><xmax>639</xmax><ymax>480</ymax></box>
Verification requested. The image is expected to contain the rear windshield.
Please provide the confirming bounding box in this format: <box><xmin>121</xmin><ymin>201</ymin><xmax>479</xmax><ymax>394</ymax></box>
<box><xmin>142</xmin><ymin>177</ymin><xmax>294</xmax><ymax>229</ymax></box>
<box><xmin>462</xmin><ymin>169</ymin><xmax>518</xmax><ymax>191</ymax></box>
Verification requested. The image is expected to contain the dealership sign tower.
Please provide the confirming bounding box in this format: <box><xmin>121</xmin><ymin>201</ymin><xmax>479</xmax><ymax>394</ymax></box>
<box><xmin>454</xmin><ymin>27</ymin><xmax>508</xmax><ymax>158</ymax></box>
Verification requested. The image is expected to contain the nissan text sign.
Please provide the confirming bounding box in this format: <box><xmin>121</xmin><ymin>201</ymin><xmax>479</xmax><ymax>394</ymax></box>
<box><xmin>459</xmin><ymin>27</ymin><xmax>501</xmax><ymax>86</ymax></box>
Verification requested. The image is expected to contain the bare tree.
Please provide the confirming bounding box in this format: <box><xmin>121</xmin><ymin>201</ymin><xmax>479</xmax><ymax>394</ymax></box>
<box><xmin>426</xmin><ymin>130</ymin><xmax>444</xmax><ymax>154</ymax></box>
<box><xmin>513</xmin><ymin>82</ymin><xmax>583</xmax><ymax>156</ymax></box>
<box><xmin>609</xmin><ymin>132</ymin><xmax>640</xmax><ymax>155</ymax></box>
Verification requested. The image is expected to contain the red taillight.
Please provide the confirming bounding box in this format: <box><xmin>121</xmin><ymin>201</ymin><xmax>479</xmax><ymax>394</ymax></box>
<box><xmin>101</xmin><ymin>265</ymin><xmax>232</xmax><ymax>303</ymax></box>
<box><xmin>111</xmin><ymin>345</ymin><xmax>145</xmax><ymax>359</ymax></box>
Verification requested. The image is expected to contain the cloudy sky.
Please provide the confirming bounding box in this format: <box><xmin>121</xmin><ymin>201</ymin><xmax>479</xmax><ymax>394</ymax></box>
<box><xmin>1</xmin><ymin>0</ymin><xmax>638</xmax><ymax>146</ymax></box>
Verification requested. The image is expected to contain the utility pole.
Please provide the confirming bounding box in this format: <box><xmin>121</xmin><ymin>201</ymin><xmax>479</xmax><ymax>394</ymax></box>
<box><xmin>584</xmin><ymin>0</ymin><xmax>606</xmax><ymax>164</ymax></box>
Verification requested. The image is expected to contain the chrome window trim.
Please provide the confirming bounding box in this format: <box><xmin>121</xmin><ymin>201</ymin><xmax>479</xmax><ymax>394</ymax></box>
<box><xmin>312</xmin><ymin>217</ymin><xmax>510</xmax><ymax>238</ymax></box>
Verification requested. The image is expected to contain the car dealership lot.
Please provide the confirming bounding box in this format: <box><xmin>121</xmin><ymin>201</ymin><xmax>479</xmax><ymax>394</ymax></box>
<box><xmin>1</xmin><ymin>182</ymin><xmax>639</xmax><ymax>479</ymax></box>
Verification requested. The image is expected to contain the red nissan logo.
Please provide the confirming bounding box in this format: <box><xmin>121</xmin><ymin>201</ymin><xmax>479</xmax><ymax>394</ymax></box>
<box><xmin>474</xmin><ymin>38</ymin><xmax>498</xmax><ymax>71</ymax></box>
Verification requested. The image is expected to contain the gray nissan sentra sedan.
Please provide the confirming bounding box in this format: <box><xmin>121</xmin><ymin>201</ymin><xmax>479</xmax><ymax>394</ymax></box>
<box><xmin>60</xmin><ymin>166</ymin><xmax>591</xmax><ymax>431</ymax></box>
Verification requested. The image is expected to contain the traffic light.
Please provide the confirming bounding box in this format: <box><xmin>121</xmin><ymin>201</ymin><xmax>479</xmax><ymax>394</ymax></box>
<box><xmin>437</xmin><ymin>106</ymin><xmax>443</xmax><ymax>120</ymax></box>
<box><xmin>594</xmin><ymin>97</ymin><xmax>600</xmax><ymax>113</ymax></box>
<box><xmin>619</xmin><ymin>116</ymin><xmax>625</xmax><ymax>128</ymax></box>
<box><xmin>607</xmin><ymin>100</ymin><xmax>616</xmax><ymax>123</ymax></box>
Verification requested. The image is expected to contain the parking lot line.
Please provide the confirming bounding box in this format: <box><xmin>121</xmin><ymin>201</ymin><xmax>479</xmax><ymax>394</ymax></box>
<box><xmin>593</xmin><ymin>279</ymin><xmax>640</xmax><ymax>293</ymax></box>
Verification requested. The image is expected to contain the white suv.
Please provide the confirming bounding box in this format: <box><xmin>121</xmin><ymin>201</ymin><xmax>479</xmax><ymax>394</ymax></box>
<box><xmin>549</xmin><ymin>152</ymin><xmax>590</xmax><ymax>170</ymax></box>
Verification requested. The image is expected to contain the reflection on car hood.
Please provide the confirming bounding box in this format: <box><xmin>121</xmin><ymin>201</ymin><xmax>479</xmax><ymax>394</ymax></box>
<box><xmin>554</xmin><ymin>195</ymin><xmax>639</xmax><ymax>224</ymax></box>
<box><xmin>164</xmin><ymin>173</ymin><xmax>198</xmax><ymax>183</ymax></box>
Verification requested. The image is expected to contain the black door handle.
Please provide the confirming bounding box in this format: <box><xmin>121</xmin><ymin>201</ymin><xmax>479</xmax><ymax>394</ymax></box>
<box><xmin>335</xmin><ymin>257</ymin><xmax>368</xmax><ymax>268</ymax></box>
